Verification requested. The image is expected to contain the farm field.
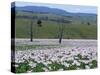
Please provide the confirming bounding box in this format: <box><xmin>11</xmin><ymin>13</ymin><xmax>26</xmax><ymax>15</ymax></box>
<box><xmin>15</xmin><ymin>12</ymin><xmax>97</xmax><ymax>39</ymax></box>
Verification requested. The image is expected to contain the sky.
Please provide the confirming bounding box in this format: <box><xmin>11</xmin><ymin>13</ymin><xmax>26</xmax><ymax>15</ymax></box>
<box><xmin>14</xmin><ymin>1</ymin><xmax>97</xmax><ymax>14</ymax></box>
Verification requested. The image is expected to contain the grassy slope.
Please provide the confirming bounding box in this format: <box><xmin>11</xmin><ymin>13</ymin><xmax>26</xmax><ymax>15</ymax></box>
<box><xmin>15</xmin><ymin>12</ymin><xmax>97</xmax><ymax>39</ymax></box>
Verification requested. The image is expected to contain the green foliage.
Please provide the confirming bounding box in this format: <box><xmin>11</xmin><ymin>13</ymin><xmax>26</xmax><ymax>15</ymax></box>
<box><xmin>78</xmin><ymin>62</ymin><xmax>86</xmax><ymax>69</ymax></box>
<box><xmin>32</xmin><ymin>63</ymin><xmax>45</xmax><ymax>72</ymax></box>
<box><xmin>16</xmin><ymin>62</ymin><xmax>31</xmax><ymax>73</ymax></box>
<box><xmin>48</xmin><ymin>62</ymin><xmax>65</xmax><ymax>71</ymax></box>
<box><xmin>90</xmin><ymin>60</ymin><xmax>97</xmax><ymax>68</ymax></box>
<box><xmin>67</xmin><ymin>65</ymin><xmax>77</xmax><ymax>70</ymax></box>
<box><xmin>15</xmin><ymin>60</ymin><xmax>97</xmax><ymax>73</ymax></box>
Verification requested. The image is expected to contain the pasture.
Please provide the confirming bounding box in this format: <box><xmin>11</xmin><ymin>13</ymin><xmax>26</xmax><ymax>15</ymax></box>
<box><xmin>15</xmin><ymin>12</ymin><xmax>97</xmax><ymax>39</ymax></box>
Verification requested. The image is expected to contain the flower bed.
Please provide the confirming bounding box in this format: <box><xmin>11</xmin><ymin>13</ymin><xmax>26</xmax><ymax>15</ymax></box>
<box><xmin>13</xmin><ymin>46</ymin><xmax>97</xmax><ymax>73</ymax></box>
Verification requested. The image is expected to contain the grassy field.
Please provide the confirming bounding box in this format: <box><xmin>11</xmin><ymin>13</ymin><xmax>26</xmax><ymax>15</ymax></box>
<box><xmin>15</xmin><ymin>11</ymin><xmax>97</xmax><ymax>39</ymax></box>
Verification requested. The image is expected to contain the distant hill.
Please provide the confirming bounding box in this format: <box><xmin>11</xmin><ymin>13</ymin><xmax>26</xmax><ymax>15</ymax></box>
<box><xmin>11</xmin><ymin>6</ymin><xmax>97</xmax><ymax>17</ymax></box>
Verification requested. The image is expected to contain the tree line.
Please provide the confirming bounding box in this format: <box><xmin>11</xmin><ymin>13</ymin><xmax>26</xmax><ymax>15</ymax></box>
<box><xmin>16</xmin><ymin>15</ymin><xmax>71</xmax><ymax>23</ymax></box>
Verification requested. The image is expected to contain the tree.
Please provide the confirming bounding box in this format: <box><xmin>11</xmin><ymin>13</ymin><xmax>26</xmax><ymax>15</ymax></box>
<box><xmin>59</xmin><ymin>24</ymin><xmax>64</xmax><ymax>44</ymax></box>
<box><xmin>30</xmin><ymin>19</ymin><xmax>33</xmax><ymax>42</ymax></box>
<box><xmin>87</xmin><ymin>22</ymin><xmax>90</xmax><ymax>26</ymax></box>
<box><xmin>58</xmin><ymin>19</ymin><xmax>71</xmax><ymax>44</ymax></box>
<box><xmin>37</xmin><ymin>20</ymin><xmax>42</xmax><ymax>27</ymax></box>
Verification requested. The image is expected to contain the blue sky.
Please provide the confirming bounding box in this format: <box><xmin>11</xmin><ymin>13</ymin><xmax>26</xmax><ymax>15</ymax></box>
<box><xmin>15</xmin><ymin>1</ymin><xmax>97</xmax><ymax>14</ymax></box>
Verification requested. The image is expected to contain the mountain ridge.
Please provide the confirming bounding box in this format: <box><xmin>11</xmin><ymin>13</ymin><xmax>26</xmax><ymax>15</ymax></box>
<box><xmin>11</xmin><ymin>6</ymin><xmax>97</xmax><ymax>17</ymax></box>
